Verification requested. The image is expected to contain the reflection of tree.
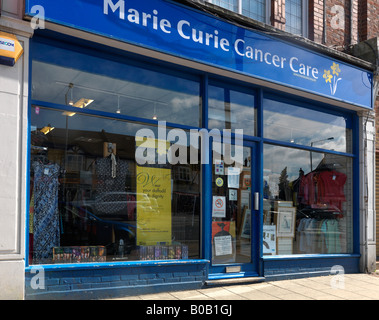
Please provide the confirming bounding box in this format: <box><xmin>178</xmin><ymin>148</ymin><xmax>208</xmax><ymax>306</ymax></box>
<box><xmin>263</xmin><ymin>179</ymin><xmax>271</xmax><ymax>199</ymax></box>
<box><xmin>278</xmin><ymin>167</ymin><xmax>291</xmax><ymax>201</ymax></box>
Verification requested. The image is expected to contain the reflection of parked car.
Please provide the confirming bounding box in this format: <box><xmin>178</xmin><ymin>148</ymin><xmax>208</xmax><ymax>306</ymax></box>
<box><xmin>63</xmin><ymin>204</ymin><xmax>136</xmax><ymax>257</ymax></box>
<box><xmin>65</xmin><ymin>192</ymin><xmax>160</xmax><ymax>258</ymax></box>
<box><xmin>77</xmin><ymin>192</ymin><xmax>159</xmax><ymax>220</ymax></box>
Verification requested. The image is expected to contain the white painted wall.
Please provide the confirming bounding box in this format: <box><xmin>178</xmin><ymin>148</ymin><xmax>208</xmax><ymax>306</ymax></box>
<box><xmin>359</xmin><ymin>111</ymin><xmax>377</xmax><ymax>273</ymax></box>
<box><xmin>0</xmin><ymin>0</ymin><xmax>33</xmax><ymax>299</ymax></box>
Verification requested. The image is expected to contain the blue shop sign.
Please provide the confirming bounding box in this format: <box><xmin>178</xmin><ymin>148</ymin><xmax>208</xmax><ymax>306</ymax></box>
<box><xmin>25</xmin><ymin>0</ymin><xmax>373</xmax><ymax>109</ymax></box>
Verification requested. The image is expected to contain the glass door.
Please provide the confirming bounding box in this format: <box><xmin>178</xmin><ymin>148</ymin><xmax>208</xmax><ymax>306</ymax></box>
<box><xmin>209</xmin><ymin>142</ymin><xmax>259</xmax><ymax>276</ymax></box>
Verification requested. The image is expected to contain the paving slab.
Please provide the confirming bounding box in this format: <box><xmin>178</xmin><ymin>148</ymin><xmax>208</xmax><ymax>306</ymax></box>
<box><xmin>106</xmin><ymin>273</ymin><xmax>379</xmax><ymax>301</ymax></box>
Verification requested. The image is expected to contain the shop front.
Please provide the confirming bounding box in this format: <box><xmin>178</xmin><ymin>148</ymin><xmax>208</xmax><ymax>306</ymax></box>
<box><xmin>22</xmin><ymin>0</ymin><xmax>374</xmax><ymax>299</ymax></box>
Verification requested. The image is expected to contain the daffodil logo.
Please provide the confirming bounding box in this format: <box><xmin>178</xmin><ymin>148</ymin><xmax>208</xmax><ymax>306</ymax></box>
<box><xmin>323</xmin><ymin>62</ymin><xmax>342</xmax><ymax>95</ymax></box>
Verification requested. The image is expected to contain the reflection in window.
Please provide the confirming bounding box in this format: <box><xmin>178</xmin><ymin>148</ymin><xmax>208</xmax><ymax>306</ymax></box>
<box><xmin>29</xmin><ymin>107</ymin><xmax>200</xmax><ymax>265</ymax></box>
<box><xmin>263</xmin><ymin>98</ymin><xmax>352</xmax><ymax>153</ymax></box>
<box><xmin>209</xmin><ymin>85</ymin><xmax>256</xmax><ymax>136</ymax></box>
<box><xmin>263</xmin><ymin>144</ymin><xmax>353</xmax><ymax>256</ymax></box>
<box><xmin>212</xmin><ymin>145</ymin><xmax>252</xmax><ymax>265</ymax></box>
<box><xmin>31</xmin><ymin>42</ymin><xmax>201</xmax><ymax>127</ymax></box>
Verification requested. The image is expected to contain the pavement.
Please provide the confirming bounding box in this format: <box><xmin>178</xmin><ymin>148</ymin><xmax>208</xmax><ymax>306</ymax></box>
<box><xmin>110</xmin><ymin>272</ymin><xmax>379</xmax><ymax>300</ymax></box>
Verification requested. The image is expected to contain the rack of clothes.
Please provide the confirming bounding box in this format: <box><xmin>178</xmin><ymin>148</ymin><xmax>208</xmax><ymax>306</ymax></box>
<box><xmin>291</xmin><ymin>164</ymin><xmax>348</xmax><ymax>255</ymax></box>
<box><xmin>295</xmin><ymin>209</ymin><xmax>348</xmax><ymax>254</ymax></box>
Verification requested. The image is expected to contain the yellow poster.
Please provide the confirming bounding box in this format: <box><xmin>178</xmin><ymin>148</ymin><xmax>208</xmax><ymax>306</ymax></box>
<box><xmin>136</xmin><ymin>166</ymin><xmax>172</xmax><ymax>246</ymax></box>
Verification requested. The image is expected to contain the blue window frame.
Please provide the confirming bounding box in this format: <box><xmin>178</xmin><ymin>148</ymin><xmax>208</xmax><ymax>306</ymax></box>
<box><xmin>28</xmin><ymin>33</ymin><xmax>204</xmax><ymax>267</ymax></box>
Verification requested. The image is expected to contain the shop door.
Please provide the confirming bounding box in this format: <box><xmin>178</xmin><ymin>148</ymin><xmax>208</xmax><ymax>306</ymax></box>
<box><xmin>209</xmin><ymin>141</ymin><xmax>259</xmax><ymax>277</ymax></box>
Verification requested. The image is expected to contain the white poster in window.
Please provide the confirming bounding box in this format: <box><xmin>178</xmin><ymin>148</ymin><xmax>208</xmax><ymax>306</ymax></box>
<box><xmin>215</xmin><ymin>160</ymin><xmax>224</xmax><ymax>175</ymax></box>
<box><xmin>263</xmin><ymin>225</ymin><xmax>276</xmax><ymax>255</ymax></box>
<box><xmin>212</xmin><ymin>196</ymin><xmax>226</xmax><ymax>218</ymax></box>
<box><xmin>227</xmin><ymin>167</ymin><xmax>240</xmax><ymax>188</ymax></box>
<box><xmin>240</xmin><ymin>190</ymin><xmax>250</xmax><ymax>209</ymax></box>
<box><xmin>214</xmin><ymin>235</ymin><xmax>233</xmax><ymax>256</ymax></box>
<box><xmin>229</xmin><ymin>189</ymin><xmax>237</xmax><ymax>201</ymax></box>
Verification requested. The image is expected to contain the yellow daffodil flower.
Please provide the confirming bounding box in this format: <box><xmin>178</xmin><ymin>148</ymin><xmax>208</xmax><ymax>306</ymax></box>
<box><xmin>331</xmin><ymin>62</ymin><xmax>340</xmax><ymax>76</ymax></box>
<box><xmin>323</xmin><ymin>70</ymin><xmax>332</xmax><ymax>83</ymax></box>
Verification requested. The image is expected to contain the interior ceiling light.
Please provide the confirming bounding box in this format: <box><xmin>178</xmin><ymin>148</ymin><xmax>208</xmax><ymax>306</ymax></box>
<box><xmin>66</xmin><ymin>83</ymin><xmax>74</xmax><ymax>106</ymax></box>
<box><xmin>40</xmin><ymin>124</ymin><xmax>55</xmax><ymax>135</ymax></box>
<box><xmin>63</xmin><ymin>98</ymin><xmax>94</xmax><ymax>117</ymax></box>
<box><xmin>152</xmin><ymin>102</ymin><xmax>157</xmax><ymax>120</ymax></box>
<box><xmin>116</xmin><ymin>95</ymin><xmax>121</xmax><ymax>114</ymax></box>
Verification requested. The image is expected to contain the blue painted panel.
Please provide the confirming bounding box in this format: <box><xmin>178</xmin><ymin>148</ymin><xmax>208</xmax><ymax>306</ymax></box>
<box><xmin>263</xmin><ymin>255</ymin><xmax>360</xmax><ymax>281</ymax></box>
<box><xmin>25</xmin><ymin>0</ymin><xmax>373</xmax><ymax>108</ymax></box>
<box><xmin>25</xmin><ymin>260</ymin><xmax>209</xmax><ymax>299</ymax></box>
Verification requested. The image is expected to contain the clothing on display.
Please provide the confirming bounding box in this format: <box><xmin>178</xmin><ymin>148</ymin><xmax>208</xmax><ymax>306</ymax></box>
<box><xmin>296</xmin><ymin>216</ymin><xmax>345</xmax><ymax>254</ymax></box>
<box><xmin>263</xmin><ymin>165</ymin><xmax>349</xmax><ymax>255</ymax></box>
<box><xmin>31</xmin><ymin>161</ymin><xmax>61</xmax><ymax>264</ymax></box>
<box><xmin>94</xmin><ymin>156</ymin><xmax>129</xmax><ymax>216</ymax></box>
<box><xmin>297</xmin><ymin>170</ymin><xmax>347</xmax><ymax>211</ymax></box>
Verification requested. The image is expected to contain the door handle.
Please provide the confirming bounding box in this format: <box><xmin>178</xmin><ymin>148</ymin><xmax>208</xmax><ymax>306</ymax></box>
<box><xmin>254</xmin><ymin>192</ymin><xmax>259</xmax><ymax>211</ymax></box>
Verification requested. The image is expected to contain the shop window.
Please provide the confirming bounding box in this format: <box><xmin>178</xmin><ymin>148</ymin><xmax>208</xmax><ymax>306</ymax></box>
<box><xmin>208</xmin><ymin>84</ymin><xmax>256</xmax><ymax>136</ymax></box>
<box><xmin>31</xmin><ymin>42</ymin><xmax>201</xmax><ymax>128</ymax></box>
<box><xmin>263</xmin><ymin>144</ymin><xmax>353</xmax><ymax>255</ymax></box>
<box><xmin>29</xmin><ymin>107</ymin><xmax>200</xmax><ymax>265</ymax></box>
<box><xmin>263</xmin><ymin>97</ymin><xmax>352</xmax><ymax>153</ymax></box>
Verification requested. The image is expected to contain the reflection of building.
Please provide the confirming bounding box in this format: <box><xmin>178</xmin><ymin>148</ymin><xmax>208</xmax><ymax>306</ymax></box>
<box><xmin>0</xmin><ymin>0</ymin><xmax>377</xmax><ymax>299</ymax></box>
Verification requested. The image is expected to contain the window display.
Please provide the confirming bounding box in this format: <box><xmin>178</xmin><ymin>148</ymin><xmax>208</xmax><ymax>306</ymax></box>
<box><xmin>32</xmin><ymin>41</ymin><xmax>201</xmax><ymax>127</ymax></box>
<box><xmin>208</xmin><ymin>84</ymin><xmax>256</xmax><ymax>137</ymax></box>
<box><xmin>263</xmin><ymin>144</ymin><xmax>353</xmax><ymax>255</ymax></box>
<box><xmin>263</xmin><ymin>97</ymin><xmax>352</xmax><ymax>153</ymax></box>
<box><xmin>29</xmin><ymin>107</ymin><xmax>200</xmax><ymax>265</ymax></box>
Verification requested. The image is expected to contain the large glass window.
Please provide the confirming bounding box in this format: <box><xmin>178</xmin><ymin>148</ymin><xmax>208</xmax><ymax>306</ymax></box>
<box><xmin>29</xmin><ymin>109</ymin><xmax>201</xmax><ymax>265</ymax></box>
<box><xmin>263</xmin><ymin>97</ymin><xmax>352</xmax><ymax>153</ymax></box>
<box><xmin>263</xmin><ymin>144</ymin><xmax>353</xmax><ymax>255</ymax></box>
<box><xmin>208</xmin><ymin>84</ymin><xmax>256</xmax><ymax>136</ymax></box>
<box><xmin>32</xmin><ymin>42</ymin><xmax>202</xmax><ymax>128</ymax></box>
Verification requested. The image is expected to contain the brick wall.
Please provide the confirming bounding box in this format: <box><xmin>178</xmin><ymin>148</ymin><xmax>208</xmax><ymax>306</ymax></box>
<box><xmin>309</xmin><ymin>0</ymin><xmax>324</xmax><ymax>42</ymax></box>
<box><xmin>367</xmin><ymin>0</ymin><xmax>379</xmax><ymax>40</ymax></box>
<box><xmin>271</xmin><ymin>0</ymin><xmax>286</xmax><ymax>31</ymax></box>
<box><xmin>376</xmin><ymin>153</ymin><xmax>379</xmax><ymax>258</ymax></box>
<box><xmin>308</xmin><ymin>0</ymin><xmax>359</xmax><ymax>48</ymax></box>
<box><xmin>307</xmin><ymin>0</ymin><xmax>379</xmax><ymax>47</ymax></box>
